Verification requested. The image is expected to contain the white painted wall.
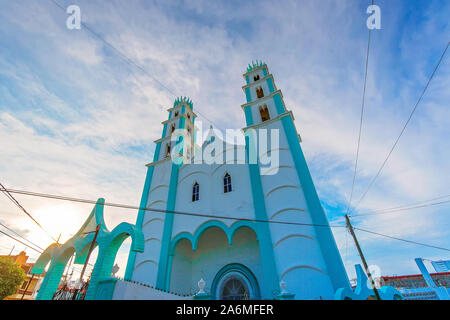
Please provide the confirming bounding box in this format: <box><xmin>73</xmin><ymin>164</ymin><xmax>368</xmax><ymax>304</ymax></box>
<box><xmin>258</xmin><ymin>119</ymin><xmax>334</xmax><ymax>299</ymax></box>
<box><xmin>133</xmin><ymin>159</ymin><xmax>172</xmax><ymax>286</ymax></box>
<box><xmin>172</xmin><ymin>143</ymin><xmax>255</xmax><ymax>238</ymax></box>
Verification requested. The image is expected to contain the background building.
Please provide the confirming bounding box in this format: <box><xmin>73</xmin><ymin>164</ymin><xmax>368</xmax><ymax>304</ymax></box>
<box><xmin>379</xmin><ymin>258</ymin><xmax>450</xmax><ymax>300</ymax></box>
<box><xmin>380</xmin><ymin>272</ymin><xmax>450</xmax><ymax>300</ymax></box>
<box><xmin>1</xmin><ymin>251</ymin><xmax>44</xmax><ymax>300</ymax></box>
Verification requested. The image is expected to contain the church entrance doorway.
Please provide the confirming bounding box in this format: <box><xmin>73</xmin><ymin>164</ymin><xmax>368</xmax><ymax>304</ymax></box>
<box><xmin>218</xmin><ymin>272</ymin><xmax>251</xmax><ymax>300</ymax></box>
<box><xmin>212</xmin><ymin>263</ymin><xmax>261</xmax><ymax>300</ymax></box>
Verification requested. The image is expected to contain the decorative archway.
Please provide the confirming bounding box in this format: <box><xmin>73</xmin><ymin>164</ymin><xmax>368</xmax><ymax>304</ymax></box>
<box><xmin>334</xmin><ymin>265</ymin><xmax>404</xmax><ymax>300</ymax></box>
<box><xmin>170</xmin><ymin>220</ymin><xmax>258</xmax><ymax>255</ymax></box>
<box><xmin>31</xmin><ymin>199</ymin><xmax>144</xmax><ymax>300</ymax></box>
<box><xmin>32</xmin><ymin>243</ymin><xmax>60</xmax><ymax>274</ymax></box>
<box><xmin>34</xmin><ymin>245</ymin><xmax>76</xmax><ymax>300</ymax></box>
<box><xmin>168</xmin><ymin>220</ymin><xmax>262</xmax><ymax>297</ymax></box>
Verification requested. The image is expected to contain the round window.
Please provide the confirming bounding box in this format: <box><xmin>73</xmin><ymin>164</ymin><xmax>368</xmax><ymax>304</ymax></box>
<box><xmin>217</xmin><ymin>272</ymin><xmax>251</xmax><ymax>300</ymax></box>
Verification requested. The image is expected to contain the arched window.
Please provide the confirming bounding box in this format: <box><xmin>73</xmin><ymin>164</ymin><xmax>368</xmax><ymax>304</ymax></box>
<box><xmin>259</xmin><ymin>105</ymin><xmax>270</xmax><ymax>122</ymax></box>
<box><xmin>174</xmin><ymin>111</ymin><xmax>179</xmax><ymax>117</ymax></box>
<box><xmin>221</xmin><ymin>276</ymin><xmax>249</xmax><ymax>300</ymax></box>
<box><xmin>187</xmin><ymin>113</ymin><xmax>191</xmax><ymax>120</ymax></box>
<box><xmin>170</xmin><ymin>124</ymin><xmax>176</xmax><ymax>134</ymax></box>
<box><xmin>256</xmin><ymin>86</ymin><xmax>264</xmax><ymax>99</ymax></box>
<box><xmin>224</xmin><ymin>173</ymin><xmax>232</xmax><ymax>193</ymax></box>
<box><xmin>165</xmin><ymin>142</ymin><xmax>171</xmax><ymax>157</ymax></box>
<box><xmin>253</xmin><ymin>74</ymin><xmax>260</xmax><ymax>82</ymax></box>
<box><xmin>192</xmin><ymin>182</ymin><xmax>199</xmax><ymax>202</ymax></box>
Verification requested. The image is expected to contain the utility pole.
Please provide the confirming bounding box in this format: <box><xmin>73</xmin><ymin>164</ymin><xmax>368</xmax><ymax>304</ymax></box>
<box><xmin>72</xmin><ymin>224</ymin><xmax>100</xmax><ymax>300</ymax></box>
<box><xmin>20</xmin><ymin>274</ymin><xmax>35</xmax><ymax>300</ymax></box>
<box><xmin>8</xmin><ymin>245</ymin><xmax>15</xmax><ymax>256</ymax></box>
<box><xmin>345</xmin><ymin>214</ymin><xmax>381</xmax><ymax>300</ymax></box>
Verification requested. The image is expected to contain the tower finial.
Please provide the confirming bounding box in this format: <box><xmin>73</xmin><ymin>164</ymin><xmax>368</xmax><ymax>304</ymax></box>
<box><xmin>246</xmin><ymin>60</ymin><xmax>266</xmax><ymax>73</ymax></box>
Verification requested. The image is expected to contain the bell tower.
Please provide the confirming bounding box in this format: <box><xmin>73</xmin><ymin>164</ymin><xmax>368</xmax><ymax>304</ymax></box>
<box><xmin>241</xmin><ymin>60</ymin><xmax>285</xmax><ymax>127</ymax></box>
<box><xmin>157</xmin><ymin>97</ymin><xmax>196</xmax><ymax>162</ymax></box>
<box><xmin>241</xmin><ymin>61</ymin><xmax>350</xmax><ymax>298</ymax></box>
<box><xmin>125</xmin><ymin>97</ymin><xmax>197</xmax><ymax>288</ymax></box>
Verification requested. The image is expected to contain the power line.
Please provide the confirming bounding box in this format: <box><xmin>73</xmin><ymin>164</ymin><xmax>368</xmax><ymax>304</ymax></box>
<box><xmin>0</xmin><ymin>187</ymin><xmax>346</xmax><ymax>229</ymax></box>
<box><xmin>345</xmin><ymin>0</ymin><xmax>374</xmax><ymax>215</ymax></box>
<box><xmin>353</xmin><ymin>227</ymin><xmax>450</xmax><ymax>252</ymax></box>
<box><xmin>350</xmin><ymin>196</ymin><xmax>450</xmax><ymax>218</ymax></box>
<box><xmin>3</xmin><ymin>186</ymin><xmax>450</xmax><ymax>253</ymax></box>
<box><xmin>0</xmin><ymin>224</ymin><xmax>97</xmax><ymax>271</ymax></box>
<box><xmin>49</xmin><ymin>0</ymin><xmax>176</xmax><ymax>96</ymax></box>
<box><xmin>0</xmin><ymin>220</ymin><xmax>45</xmax><ymax>252</ymax></box>
<box><xmin>0</xmin><ymin>229</ymin><xmax>43</xmax><ymax>254</ymax></box>
<box><xmin>350</xmin><ymin>41</ymin><xmax>450</xmax><ymax>213</ymax></box>
<box><xmin>352</xmin><ymin>193</ymin><xmax>450</xmax><ymax>215</ymax></box>
<box><xmin>0</xmin><ymin>182</ymin><xmax>58</xmax><ymax>242</ymax></box>
<box><xmin>48</xmin><ymin>0</ymin><xmax>221</xmax><ymax>129</ymax></box>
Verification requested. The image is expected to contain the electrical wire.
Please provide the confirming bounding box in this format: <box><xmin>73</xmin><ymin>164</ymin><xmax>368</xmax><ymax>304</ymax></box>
<box><xmin>350</xmin><ymin>198</ymin><xmax>450</xmax><ymax>218</ymax></box>
<box><xmin>0</xmin><ymin>220</ymin><xmax>44</xmax><ymax>252</ymax></box>
<box><xmin>0</xmin><ymin>229</ymin><xmax>43</xmax><ymax>254</ymax></box>
<box><xmin>353</xmin><ymin>227</ymin><xmax>450</xmax><ymax>252</ymax></box>
<box><xmin>3</xmin><ymin>186</ymin><xmax>450</xmax><ymax>252</ymax></box>
<box><xmin>350</xmin><ymin>41</ymin><xmax>450</xmax><ymax>213</ymax></box>
<box><xmin>345</xmin><ymin>0</ymin><xmax>374</xmax><ymax>215</ymax></box>
<box><xmin>48</xmin><ymin>0</ymin><xmax>222</xmax><ymax>130</ymax></box>
<box><xmin>0</xmin><ymin>187</ymin><xmax>346</xmax><ymax>229</ymax></box>
<box><xmin>0</xmin><ymin>182</ymin><xmax>58</xmax><ymax>242</ymax></box>
<box><xmin>351</xmin><ymin>193</ymin><xmax>450</xmax><ymax>216</ymax></box>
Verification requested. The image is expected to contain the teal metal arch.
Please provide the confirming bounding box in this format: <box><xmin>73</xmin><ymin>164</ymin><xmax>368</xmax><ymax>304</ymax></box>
<box><xmin>31</xmin><ymin>199</ymin><xmax>144</xmax><ymax>300</ymax></box>
<box><xmin>334</xmin><ymin>265</ymin><xmax>403</xmax><ymax>300</ymax></box>
<box><xmin>73</xmin><ymin>232</ymin><xmax>98</xmax><ymax>264</ymax></box>
<box><xmin>32</xmin><ymin>243</ymin><xmax>61</xmax><ymax>274</ymax></box>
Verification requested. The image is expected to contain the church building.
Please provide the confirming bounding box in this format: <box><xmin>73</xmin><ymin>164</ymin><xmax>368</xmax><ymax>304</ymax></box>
<box><xmin>122</xmin><ymin>62</ymin><xmax>350</xmax><ymax>300</ymax></box>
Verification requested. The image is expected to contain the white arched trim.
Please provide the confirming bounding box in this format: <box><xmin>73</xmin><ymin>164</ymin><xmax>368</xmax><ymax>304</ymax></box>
<box><xmin>149</xmin><ymin>184</ymin><xmax>169</xmax><ymax>195</ymax></box>
<box><xmin>270</xmin><ymin>208</ymin><xmax>305</xmax><ymax>220</ymax></box>
<box><xmin>280</xmin><ymin>265</ymin><xmax>325</xmax><ymax>280</ymax></box>
<box><xmin>142</xmin><ymin>217</ymin><xmax>164</xmax><ymax>228</ymax></box>
<box><xmin>274</xmin><ymin>234</ymin><xmax>314</xmax><ymax>248</ymax></box>
<box><xmin>134</xmin><ymin>259</ymin><xmax>158</xmax><ymax>270</ymax></box>
<box><xmin>259</xmin><ymin>147</ymin><xmax>289</xmax><ymax>158</ymax></box>
<box><xmin>265</xmin><ymin>185</ymin><xmax>299</xmax><ymax>199</ymax></box>
<box><xmin>178</xmin><ymin>170</ymin><xmax>209</xmax><ymax>185</ymax></box>
<box><xmin>261</xmin><ymin>165</ymin><xmax>294</xmax><ymax>176</ymax></box>
<box><xmin>148</xmin><ymin>199</ymin><xmax>166</xmax><ymax>208</ymax></box>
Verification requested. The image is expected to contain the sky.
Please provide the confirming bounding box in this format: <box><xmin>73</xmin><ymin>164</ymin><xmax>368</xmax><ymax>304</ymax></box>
<box><xmin>0</xmin><ymin>0</ymin><xmax>449</xmax><ymax>282</ymax></box>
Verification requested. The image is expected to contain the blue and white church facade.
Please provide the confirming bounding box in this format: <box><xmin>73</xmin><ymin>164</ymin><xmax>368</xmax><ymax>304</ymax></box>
<box><xmin>31</xmin><ymin>62</ymin><xmax>368</xmax><ymax>300</ymax></box>
<box><xmin>122</xmin><ymin>62</ymin><xmax>350</xmax><ymax>300</ymax></box>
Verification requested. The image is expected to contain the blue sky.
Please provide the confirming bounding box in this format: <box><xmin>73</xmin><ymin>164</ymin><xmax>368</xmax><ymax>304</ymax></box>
<box><xmin>0</xmin><ymin>0</ymin><xmax>449</xmax><ymax>281</ymax></box>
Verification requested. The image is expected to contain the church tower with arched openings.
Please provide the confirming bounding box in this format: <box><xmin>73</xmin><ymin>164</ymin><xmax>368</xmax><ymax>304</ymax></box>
<box><xmin>123</xmin><ymin>62</ymin><xmax>349</xmax><ymax>300</ymax></box>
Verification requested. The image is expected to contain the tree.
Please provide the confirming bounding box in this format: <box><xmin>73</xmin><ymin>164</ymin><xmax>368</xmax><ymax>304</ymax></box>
<box><xmin>0</xmin><ymin>257</ymin><xmax>26</xmax><ymax>300</ymax></box>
